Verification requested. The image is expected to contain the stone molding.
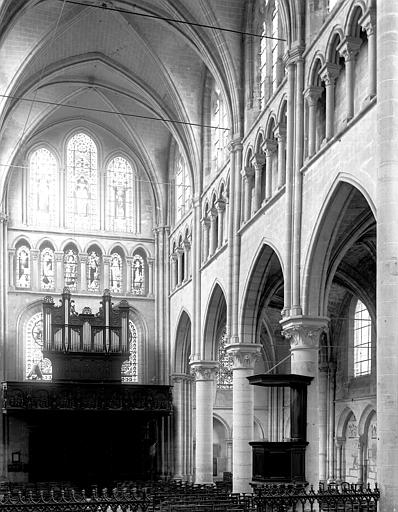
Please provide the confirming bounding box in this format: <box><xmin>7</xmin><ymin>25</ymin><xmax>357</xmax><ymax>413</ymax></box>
<box><xmin>189</xmin><ymin>361</ymin><xmax>218</xmax><ymax>381</ymax></box>
<box><xmin>171</xmin><ymin>373</ymin><xmax>194</xmax><ymax>384</ymax></box>
<box><xmin>225</xmin><ymin>343</ymin><xmax>261</xmax><ymax>369</ymax></box>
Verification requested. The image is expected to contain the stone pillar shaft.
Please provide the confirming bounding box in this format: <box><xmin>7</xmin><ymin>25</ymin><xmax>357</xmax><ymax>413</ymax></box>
<box><xmin>227</xmin><ymin>344</ymin><xmax>261</xmax><ymax>494</ymax></box>
<box><xmin>360</xmin><ymin>9</ymin><xmax>376</xmax><ymax>99</ymax></box>
<box><xmin>209</xmin><ymin>209</ymin><xmax>217</xmax><ymax>256</ymax></box>
<box><xmin>305</xmin><ymin>87</ymin><xmax>323</xmax><ymax>158</ymax></box>
<box><xmin>252</xmin><ymin>154</ymin><xmax>265</xmax><ymax>212</ymax></box>
<box><xmin>79</xmin><ymin>253</ymin><xmax>87</xmax><ymax>291</ymax></box>
<box><xmin>338</xmin><ymin>37</ymin><xmax>361</xmax><ymax>121</ymax></box>
<box><xmin>202</xmin><ymin>218</ymin><xmax>210</xmax><ymax>262</ymax></box>
<box><xmin>275</xmin><ymin>125</ymin><xmax>286</xmax><ymax>188</ymax></box>
<box><xmin>242</xmin><ymin>167</ymin><xmax>254</xmax><ymax>223</ymax></box>
<box><xmin>148</xmin><ymin>258</ymin><xmax>154</xmax><ymax>296</ymax></box>
<box><xmin>176</xmin><ymin>249</ymin><xmax>183</xmax><ymax>285</ymax></box>
<box><xmin>320</xmin><ymin>63</ymin><xmax>339</xmax><ymax>141</ymax></box>
<box><xmin>216</xmin><ymin>201</ymin><xmax>225</xmax><ymax>248</ymax></box>
<box><xmin>55</xmin><ymin>251</ymin><xmax>63</xmax><ymax>292</ymax></box>
<box><xmin>31</xmin><ymin>250</ymin><xmax>40</xmax><ymax>290</ymax></box>
<box><xmin>103</xmin><ymin>256</ymin><xmax>110</xmax><ymax>290</ymax></box>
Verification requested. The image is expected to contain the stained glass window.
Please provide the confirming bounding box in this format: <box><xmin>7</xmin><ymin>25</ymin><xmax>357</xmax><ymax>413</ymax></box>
<box><xmin>121</xmin><ymin>320</ymin><xmax>138</xmax><ymax>382</ymax></box>
<box><xmin>271</xmin><ymin>0</ymin><xmax>279</xmax><ymax>92</ymax></box>
<box><xmin>106</xmin><ymin>156</ymin><xmax>134</xmax><ymax>232</ymax></box>
<box><xmin>40</xmin><ymin>247</ymin><xmax>55</xmax><ymax>290</ymax></box>
<box><xmin>353</xmin><ymin>299</ymin><xmax>371</xmax><ymax>376</ymax></box>
<box><xmin>87</xmin><ymin>249</ymin><xmax>101</xmax><ymax>292</ymax></box>
<box><xmin>259</xmin><ymin>20</ymin><xmax>267</xmax><ymax>109</ymax></box>
<box><xmin>132</xmin><ymin>254</ymin><xmax>145</xmax><ymax>295</ymax></box>
<box><xmin>16</xmin><ymin>245</ymin><xmax>31</xmax><ymax>288</ymax></box>
<box><xmin>29</xmin><ymin>147</ymin><xmax>57</xmax><ymax>227</ymax></box>
<box><xmin>110</xmin><ymin>252</ymin><xmax>123</xmax><ymax>294</ymax></box>
<box><xmin>66</xmin><ymin>133</ymin><xmax>98</xmax><ymax>230</ymax></box>
<box><xmin>176</xmin><ymin>153</ymin><xmax>191</xmax><ymax>221</ymax></box>
<box><xmin>26</xmin><ymin>312</ymin><xmax>52</xmax><ymax>380</ymax></box>
<box><xmin>64</xmin><ymin>246</ymin><xmax>78</xmax><ymax>291</ymax></box>
<box><xmin>216</xmin><ymin>327</ymin><xmax>232</xmax><ymax>389</ymax></box>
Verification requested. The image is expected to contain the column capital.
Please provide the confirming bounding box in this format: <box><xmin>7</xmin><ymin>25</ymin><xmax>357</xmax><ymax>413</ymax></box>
<box><xmin>215</xmin><ymin>198</ymin><xmax>226</xmax><ymax>212</ymax></box>
<box><xmin>201</xmin><ymin>216</ymin><xmax>210</xmax><ymax>228</ymax></box>
<box><xmin>79</xmin><ymin>252</ymin><xmax>88</xmax><ymax>263</ymax></box>
<box><xmin>190</xmin><ymin>361</ymin><xmax>218</xmax><ymax>381</ymax></box>
<box><xmin>285</xmin><ymin>44</ymin><xmax>305</xmax><ymax>66</ymax></box>
<box><xmin>226</xmin><ymin>343</ymin><xmax>261</xmax><ymax>369</ymax></box>
<box><xmin>251</xmin><ymin>153</ymin><xmax>266</xmax><ymax>169</ymax></box>
<box><xmin>175</xmin><ymin>246</ymin><xmax>184</xmax><ymax>256</ymax></box>
<box><xmin>359</xmin><ymin>8</ymin><xmax>376</xmax><ymax>37</ymax></box>
<box><xmin>274</xmin><ymin>123</ymin><xmax>287</xmax><ymax>140</ymax></box>
<box><xmin>319</xmin><ymin>62</ymin><xmax>340</xmax><ymax>86</ymax></box>
<box><xmin>171</xmin><ymin>373</ymin><xmax>194</xmax><ymax>384</ymax></box>
<box><xmin>103</xmin><ymin>255</ymin><xmax>111</xmax><ymax>265</ymax></box>
<box><xmin>31</xmin><ymin>249</ymin><xmax>40</xmax><ymax>261</ymax></box>
<box><xmin>304</xmin><ymin>86</ymin><xmax>324</xmax><ymax>106</ymax></box>
<box><xmin>170</xmin><ymin>252</ymin><xmax>177</xmax><ymax>262</ymax></box>
<box><xmin>209</xmin><ymin>207</ymin><xmax>218</xmax><ymax>220</ymax></box>
<box><xmin>241</xmin><ymin>166</ymin><xmax>254</xmax><ymax>180</ymax></box>
<box><xmin>8</xmin><ymin>248</ymin><xmax>15</xmax><ymax>256</ymax></box>
<box><xmin>280</xmin><ymin>315</ymin><xmax>329</xmax><ymax>349</ymax></box>
<box><xmin>337</xmin><ymin>36</ymin><xmax>362</xmax><ymax>62</ymax></box>
<box><xmin>147</xmin><ymin>257</ymin><xmax>154</xmax><ymax>266</ymax></box>
<box><xmin>126</xmin><ymin>256</ymin><xmax>134</xmax><ymax>266</ymax></box>
<box><xmin>228</xmin><ymin>138</ymin><xmax>243</xmax><ymax>152</ymax></box>
<box><xmin>262</xmin><ymin>138</ymin><xmax>278</xmax><ymax>155</ymax></box>
<box><xmin>54</xmin><ymin>251</ymin><xmax>63</xmax><ymax>262</ymax></box>
<box><xmin>183</xmin><ymin>238</ymin><xmax>191</xmax><ymax>250</ymax></box>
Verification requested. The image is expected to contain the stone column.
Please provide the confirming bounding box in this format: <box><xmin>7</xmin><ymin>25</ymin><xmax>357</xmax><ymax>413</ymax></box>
<box><xmin>147</xmin><ymin>257</ymin><xmax>154</xmax><ymax>296</ymax></box>
<box><xmin>241</xmin><ymin>166</ymin><xmax>254</xmax><ymax>223</ymax></box>
<box><xmin>54</xmin><ymin>251</ymin><xmax>63</xmax><ymax>292</ymax></box>
<box><xmin>103</xmin><ymin>255</ymin><xmax>110</xmax><ymax>290</ymax></box>
<box><xmin>263</xmin><ymin>139</ymin><xmax>277</xmax><ymax>201</ymax></box>
<box><xmin>304</xmin><ymin>86</ymin><xmax>323</xmax><ymax>158</ymax></box>
<box><xmin>319</xmin><ymin>63</ymin><xmax>340</xmax><ymax>141</ymax></box>
<box><xmin>170</xmin><ymin>253</ymin><xmax>177</xmax><ymax>290</ymax></box>
<box><xmin>176</xmin><ymin>248</ymin><xmax>183</xmax><ymax>285</ymax></box>
<box><xmin>377</xmin><ymin>4</ymin><xmax>398</xmax><ymax>509</ymax></box>
<box><xmin>215</xmin><ymin>199</ymin><xmax>226</xmax><ymax>248</ymax></box>
<box><xmin>172</xmin><ymin>374</ymin><xmax>194</xmax><ymax>480</ymax></box>
<box><xmin>209</xmin><ymin>208</ymin><xmax>218</xmax><ymax>256</ymax></box>
<box><xmin>252</xmin><ymin>153</ymin><xmax>265</xmax><ymax>212</ymax></box>
<box><xmin>360</xmin><ymin>8</ymin><xmax>377</xmax><ymax>101</ymax></box>
<box><xmin>191</xmin><ymin>362</ymin><xmax>218</xmax><ymax>484</ymax></box>
<box><xmin>275</xmin><ymin>123</ymin><xmax>287</xmax><ymax>188</ymax></box>
<box><xmin>31</xmin><ymin>249</ymin><xmax>40</xmax><ymax>290</ymax></box>
<box><xmin>126</xmin><ymin>257</ymin><xmax>133</xmax><ymax>294</ymax></box>
<box><xmin>338</xmin><ymin>37</ymin><xmax>362</xmax><ymax>122</ymax></box>
<box><xmin>79</xmin><ymin>253</ymin><xmax>88</xmax><ymax>291</ymax></box>
<box><xmin>226</xmin><ymin>343</ymin><xmax>261</xmax><ymax>493</ymax></box>
<box><xmin>183</xmin><ymin>240</ymin><xmax>191</xmax><ymax>281</ymax></box>
<box><xmin>281</xmin><ymin>316</ymin><xmax>329</xmax><ymax>486</ymax></box>
<box><xmin>318</xmin><ymin>362</ymin><xmax>329</xmax><ymax>483</ymax></box>
<box><xmin>335</xmin><ymin>437</ymin><xmax>344</xmax><ymax>482</ymax></box>
<box><xmin>201</xmin><ymin>217</ymin><xmax>210</xmax><ymax>262</ymax></box>
<box><xmin>8</xmin><ymin>249</ymin><xmax>15</xmax><ymax>289</ymax></box>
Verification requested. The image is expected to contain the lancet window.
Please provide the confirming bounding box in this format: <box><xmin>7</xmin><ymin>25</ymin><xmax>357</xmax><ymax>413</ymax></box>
<box><xmin>25</xmin><ymin>312</ymin><xmax>52</xmax><ymax>380</ymax></box>
<box><xmin>87</xmin><ymin>248</ymin><xmax>101</xmax><ymax>292</ymax></box>
<box><xmin>121</xmin><ymin>320</ymin><xmax>138</xmax><ymax>382</ymax></box>
<box><xmin>110</xmin><ymin>252</ymin><xmax>123</xmax><ymax>294</ymax></box>
<box><xmin>106</xmin><ymin>156</ymin><xmax>134</xmax><ymax>232</ymax></box>
<box><xmin>216</xmin><ymin>327</ymin><xmax>232</xmax><ymax>389</ymax></box>
<box><xmin>132</xmin><ymin>254</ymin><xmax>145</xmax><ymax>295</ymax></box>
<box><xmin>66</xmin><ymin>133</ymin><xmax>98</xmax><ymax>230</ymax></box>
<box><xmin>64</xmin><ymin>246</ymin><xmax>78</xmax><ymax>291</ymax></box>
<box><xmin>353</xmin><ymin>299</ymin><xmax>372</xmax><ymax>377</ymax></box>
<box><xmin>16</xmin><ymin>244</ymin><xmax>31</xmax><ymax>289</ymax></box>
<box><xmin>40</xmin><ymin>246</ymin><xmax>55</xmax><ymax>290</ymax></box>
<box><xmin>175</xmin><ymin>152</ymin><xmax>191</xmax><ymax>221</ymax></box>
<box><xmin>211</xmin><ymin>84</ymin><xmax>228</xmax><ymax>169</ymax></box>
<box><xmin>28</xmin><ymin>147</ymin><xmax>57</xmax><ymax>227</ymax></box>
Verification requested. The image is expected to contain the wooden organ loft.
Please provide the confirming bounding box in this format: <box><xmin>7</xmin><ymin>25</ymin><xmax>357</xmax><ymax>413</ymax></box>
<box><xmin>2</xmin><ymin>289</ymin><xmax>172</xmax><ymax>484</ymax></box>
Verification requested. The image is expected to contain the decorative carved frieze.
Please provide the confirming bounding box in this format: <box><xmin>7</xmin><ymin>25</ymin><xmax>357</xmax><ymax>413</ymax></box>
<box><xmin>189</xmin><ymin>361</ymin><xmax>218</xmax><ymax>381</ymax></box>
<box><xmin>226</xmin><ymin>343</ymin><xmax>261</xmax><ymax>369</ymax></box>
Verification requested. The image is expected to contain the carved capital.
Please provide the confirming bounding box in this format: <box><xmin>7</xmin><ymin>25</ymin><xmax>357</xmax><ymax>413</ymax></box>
<box><xmin>54</xmin><ymin>251</ymin><xmax>64</xmax><ymax>262</ymax></box>
<box><xmin>103</xmin><ymin>255</ymin><xmax>111</xmax><ymax>265</ymax></box>
<box><xmin>319</xmin><ymin>63</ymin><xmax>340</xmax><ymax>86</ymax></box>
<box><xmin>147</xmin><ymin>257</ymin><xmax>154</xmax><ymax>267</ymax></box>
<box><xmin>359</xmin><ymin>8</ymin><xmax>376</xmax><ymax>37</ymax></box>
<box><xmin>209</xmin><ymin>207</ymin><xmax>218</xmax><ymax>220</ymax></box>
<box><xmin>190</xmin><ymin>361</ymin><xmax>218</xmax><ymax>381</ymax></box>
<box><xmin>251</xmin><ymin>153</ymin><xmax>265</xmax><ymax>170</ymax></box>
<box><xmin>171</xmin><ymin>373</ymin><xmax>193</xmax><ymax>384</ymax></box>
<box><xmin>201</xmin><ymin>216</ymin><xmax>210</xmax><ymax>228</ymax></box>
<box><xmin>262</xmin><ymin>139</ymin><xmax>278</xmax><ymax>156</ymax></box>
<box><xmin>215</xmin><ymin>198</ymin><xmax>226</xmax><ymax>212</ymax></box>
<box><xmin>337</xmin><ymin>36</ymin><xmax>362</xmax><ymax>62</ymax></box>
<box><xmin>79</xmin><ymin>253</ymin><xmax>88</xmax><ymax>263</ymax></box>
<box><xmin>241</xmin><ymin>166</ymin><xmax>254</xmax><ymax>181</ymax></box>
<box><xmin>226</xmin><ymin>343</ymin><xmax>261</xmax><ymax>369</ymax></box>
<box><xmin>183</xmin><ymin>239</ymin><xmax>191</xmax><ymax>250</ymax></box>
<box><xmin>274</xmin><ymin>123</ymin><xmax>287</xmax><ymax>141</ymax></box>
<box><xmin>31</xmin><ymin>249</ymin><xmax>40</xmax><ymax>261</ymax></box>
<box><xmin>280</xmin><ymin>316</ymin><xmax>329</xmax><ymax>350</ymax></box>
<box><xmin>304</xmin><ymin>86</ymin><xmax>324</xmax><ymax>107</ymax></box>
<box><xmin>228</xmin><ymin>138</ymin><xmax>243</xmax><ymax>153</ymax></box>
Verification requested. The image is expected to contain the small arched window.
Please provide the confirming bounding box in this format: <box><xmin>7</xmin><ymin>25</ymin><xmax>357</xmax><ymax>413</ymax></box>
<box><xmin>66</xmin><ymin>132</ymin><xmax>98</xmax><ymax>230</ymax></box>
<box><xmin>40</xmin><ymin>246</ymin><xmax>55</xmax><ymax>291</ymax></box>
<box><xmin>25</xmin><ymin>312</ymin><xmax>52</xmax><ymax>380</ymax></box>
<box><xmin>216</xmin><ymin>327</ymin><xmax>232</xmax><ymax>389</ymax></box>
<box><xmin>87</xmin><ymin>247</ymin><xmax>101</xmax><ymax>292</ymax></box>
<box><xmin>353</xmin><ymin>299</ymin><xmax>372</xmax><ymax>377</ymax></box>
<box><xmin>211</xmin><ymin>83</ymin><xmax>228</xmax><ymax>170</ymax></box>
<box><xmin>175</xmin><ymin>152</ymin><xmax>191</xmax><ymax>222</ymax></box>
<box><xmin>64</xmin><ymin>245</ymin><xmax>79</xmax><ymax>291</ymax></box>
<box><xmin>132</xmin><ymin>254</ymin><xmax>145</xmax><ymax>295</ymax></box>
<box><xmin>121</xmin><ymin>320</ymin><xmax>138</xmax><ymax>382</ymax></box>
<box><xmin>106</xmin><ymin>156</ymin><xmax>134</xmax><ymax>232</ymax></box>
<box><xmin>16</xmin><ymin>244</ymin><xmax>31</xmax><ymax>289</ymax></box>
<box><xmin>110</xmin><ymin>251</ymin><xmax>123</xmax><ymax>294</ymax></box>
<box><xmin>29</xmin><ymin>147</ymin><xmax>58</xmax><ymax>227</ymax></box>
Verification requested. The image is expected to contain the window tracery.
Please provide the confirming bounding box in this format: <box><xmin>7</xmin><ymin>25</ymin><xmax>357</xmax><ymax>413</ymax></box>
<box><xmin>29</xmin><ymin>147</ymin><xmax>57</xmax><ymax>227</ymax></box>
<box><xmin>64</xmin><ymin>246</ymin><xmax>78</xmax><ymax>291</ymax></box>
<box><xmin>110</xmin><ymin>252</ymin><xmax>123</xmax><ymax>294</ymax></box>
<box><xmin>16</xmin><ymin>245</ymin><xmax>31</xmax><ymax>289</ymax></box>
<box><xmin>106</xmin><ymin>156</ymin><xmax>134</xmax><ymax>232</ymax></box>
<box><xmin>217</xmin><ymin>327</ymin><xmax>232</xmax><ymax>389</ymax></box>
<box><xmin>353</xmin><ymin>299</ymin><xmax>372</xmax><ymax>376</ymax></box>
<box><xmin>132</xmin><ymin>254</ymin><xmax>145</xmax><ymax>295</ymax></box>
<box><xmin>25</xmin><ymin>312</ymin><xmax>52</xmax><ymax>381</ymax></box>
<box><xmin>87</xmin><ymin>249</ymin><xmax>101</xmax><ymax>292</ymax></box>
<box><xmin>121</xmin><ymin>320</ymin><xmax>138</xmax><ymax>382</ymax></box>
<box><xmin>175</xmin><ymin>153</ymin><xmax>191</xmax><ymax>221</ymax></box>
<box><xmin>40</xmin><ymin>247</ymin><xmax>55</xmax><ymax>290</ymax></box>
<box><xmin>66</xmin><ymin>133</ymin><xmax>98</xmax><ymax>230</ymax></box>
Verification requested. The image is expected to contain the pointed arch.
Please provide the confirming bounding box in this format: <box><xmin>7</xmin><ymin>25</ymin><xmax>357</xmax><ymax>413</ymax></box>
<box><xmin>174</xmin><ymin>309</ymin><xmax>192</xmax><ymax>374</ymax></box>
<box><xmin>202</xmin><ymin>282</ymin><xmax>227</xmax><ymax>360</ymax></box>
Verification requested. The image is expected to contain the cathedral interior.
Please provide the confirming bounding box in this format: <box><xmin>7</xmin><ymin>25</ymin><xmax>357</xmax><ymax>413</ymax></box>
<box><xmin>0</xmin><ymin>0</ymin><xmax>396</xmax><ymax>509</ymax></box>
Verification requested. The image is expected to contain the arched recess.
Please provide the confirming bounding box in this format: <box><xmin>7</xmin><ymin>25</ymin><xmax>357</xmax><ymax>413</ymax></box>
<box><xmin>213</xmin><ymin>415</ymin><xmax>231</xmax><ymax>479</ymax></box>
<box><xmin>202</xmin><ymin>282</ymin><xmax>227</xmax><ymax>361</ymax></box>
<box><xmin>174</xmin><ymin>310</ymin><xmax>192</xmax><ymax>374</ymax></box>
